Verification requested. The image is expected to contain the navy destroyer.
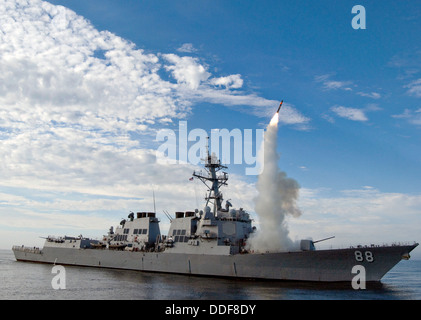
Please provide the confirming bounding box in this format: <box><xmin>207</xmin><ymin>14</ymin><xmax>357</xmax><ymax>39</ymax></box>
<box><xmin>13</xmin><ymin>145</ymin><xmax>418</xmax><ymax>282</ymax></box>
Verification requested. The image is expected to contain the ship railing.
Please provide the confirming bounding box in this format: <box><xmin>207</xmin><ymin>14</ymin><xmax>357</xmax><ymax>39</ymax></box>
<box><xmin>12</xmin><ymin>245</ymin><xmax>42</xmax><ymax>254</ymax></box>
<box><xmin>345</xmin><ymin>241</ymin><xmax>418</xmax><ymax>249</ymax></box>
<box><xmin>315</xmin><ymin>241</ymin><xmax>418</xmax><ymax>251</ymax></box>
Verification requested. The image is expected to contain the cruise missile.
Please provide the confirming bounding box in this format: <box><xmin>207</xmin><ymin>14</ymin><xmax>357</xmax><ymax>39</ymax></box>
<box><xmin>276</xmin><ymin>100</ymin><xmax>283</xmax><ymax>113</ymax></box>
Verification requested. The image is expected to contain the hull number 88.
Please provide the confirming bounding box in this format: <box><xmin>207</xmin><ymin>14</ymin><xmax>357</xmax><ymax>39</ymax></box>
<box><xmin>354</xmin><ymin>250</ymin><xmax>374</xmax><ymax>262</ymax></box>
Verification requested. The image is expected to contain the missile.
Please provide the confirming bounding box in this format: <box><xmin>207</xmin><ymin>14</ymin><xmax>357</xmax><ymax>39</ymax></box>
<box><xmin>276</xmin><ymin>100</ymin><xmax>283</xmax><ymax>113</ymax></box>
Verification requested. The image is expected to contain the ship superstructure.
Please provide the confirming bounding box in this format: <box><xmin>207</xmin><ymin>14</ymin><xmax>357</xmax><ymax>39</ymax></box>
<box><xmin>96</xmin><ymin>144</ymin><xmax>254</xmax><ymax>256</ymax></box>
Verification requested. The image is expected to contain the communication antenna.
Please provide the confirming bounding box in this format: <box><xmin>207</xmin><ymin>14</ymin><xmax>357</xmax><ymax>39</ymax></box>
<box><xmin>153</xmin><ymin>189</ymin><xmax>156</xmax><ymax>213</ymax></box>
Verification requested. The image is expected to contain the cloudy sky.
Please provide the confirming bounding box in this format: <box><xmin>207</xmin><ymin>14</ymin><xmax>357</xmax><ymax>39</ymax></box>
<box><xmin>1</xmin><ymin>0</ymin><xmax>420</xmax><ymax>257</ymax></box>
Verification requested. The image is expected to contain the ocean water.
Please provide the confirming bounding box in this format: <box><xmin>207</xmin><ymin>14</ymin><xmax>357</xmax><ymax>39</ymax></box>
<box><xmin>1</xmin><ymin>249</ymin><xmax>420</xmax><ymax>300</ymax></box>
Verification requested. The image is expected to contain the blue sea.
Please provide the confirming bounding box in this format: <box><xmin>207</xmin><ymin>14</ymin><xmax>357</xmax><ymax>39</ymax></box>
<box><xmin>0</xmin><ymin>249</ymin><xmax>420</xmax><ymax>301</ymax></box>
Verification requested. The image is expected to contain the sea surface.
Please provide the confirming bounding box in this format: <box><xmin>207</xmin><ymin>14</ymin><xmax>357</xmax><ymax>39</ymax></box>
<box><xmin>0</xmin><ymin>249</ymin><xmax>420</xmax><ymax>300</ymax></box>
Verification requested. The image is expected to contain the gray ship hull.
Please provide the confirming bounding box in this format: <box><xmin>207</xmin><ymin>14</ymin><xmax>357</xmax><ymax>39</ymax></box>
<box><xmin>12</xmin><ymin>243</ymin><xmax>417</xmax><ymax>282</ymax></box>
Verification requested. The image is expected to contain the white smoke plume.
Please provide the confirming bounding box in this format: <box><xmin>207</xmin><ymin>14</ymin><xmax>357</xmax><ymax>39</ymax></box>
<box><xmin>247</xmin><ymin>113</ymin><xmax>302</xmax><ymax>252</ymax></box>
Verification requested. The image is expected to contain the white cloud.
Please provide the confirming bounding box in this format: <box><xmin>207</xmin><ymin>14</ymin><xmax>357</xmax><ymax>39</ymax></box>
<box><xmin>405</xmin><ymin>78</ymin><xmax>421</xmax><ymax>97</ymax></box>
<box><xmin>364</xmin><ymin>103</ymin><xmax>382</xmax><ymax>112</ymax></box>
<box><xmin>0</xmin><ymin>1</ymin><xmax>182</xmax><ymax>133</ymax></box>
<box><xmin>177</xmin><ymin>43</ymin><xmax>197</xmax><ymax>53</ymax></box>
<box><xmin>392</xmin><ymin>108</ymin><xmax>421</xmax><ymax>125</ymax></box>
<box><xmin>314</xmin><ymin>74</ymin><xmax>353</xmax><ymax>91</ymax></box>
<box><xmin>0</xmin><ymin>0</ymin><xmax>302</xmax><ymax>137</ymax></box>
<box><xmin>209</xmin><ymin>74</ymin><xmax>243</xmax><ymax>89</ymax></box>
<box><xmin>330</xmin><ymin>106</ymin><xmax>368</xmax><ymax>121</ymax></box>
<box><xmin>163</xmin><ymin>54</ymin><xmax>211</xmax><ymax>90</ymax></box>
<box><xmin>357</xmin><ymin>91</ymin><xmax>381</xmax><ymax>99</ymax></box>
<box><xmin>325</xmin><ymin>81</ymin><xmax>353</xmax><ymax>91</ymax></box>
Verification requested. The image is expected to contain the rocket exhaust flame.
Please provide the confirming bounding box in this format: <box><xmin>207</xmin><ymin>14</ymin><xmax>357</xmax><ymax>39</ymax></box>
<box><xmin>247</xmin><ymin>102</ymin><xmax>302</xmax><ymax>253</ymax></box>
<box><xmin>269</xmin><ymin>112</ymin><xmax>279</xmax><ymax>126</ymax></box>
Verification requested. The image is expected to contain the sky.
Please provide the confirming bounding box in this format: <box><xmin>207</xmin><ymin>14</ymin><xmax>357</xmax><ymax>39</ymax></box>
<box><xmin>0</xmin><ymin>0</ymin><xmax>420</xmax><ymax>258</ymax></box>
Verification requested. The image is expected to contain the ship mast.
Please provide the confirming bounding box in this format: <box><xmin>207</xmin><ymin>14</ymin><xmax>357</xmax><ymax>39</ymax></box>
<box><xmin>192</xmin><ymin>137</ymin><xmax>228</xmax><ymax>215</ymax></box>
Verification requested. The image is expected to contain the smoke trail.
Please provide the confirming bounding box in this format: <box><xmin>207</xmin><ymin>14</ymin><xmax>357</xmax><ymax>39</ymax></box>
<box><xmin>247</xmin><ymin>113</ymin><xmax>302</xmax><ymax>252</ymax></box>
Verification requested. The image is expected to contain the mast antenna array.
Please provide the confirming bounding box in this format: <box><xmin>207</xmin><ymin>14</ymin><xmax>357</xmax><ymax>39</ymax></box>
<box><xmin>192</xmin><ymin>137</ymin><xmax>228</xmax><ymax>213</ymax></box>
